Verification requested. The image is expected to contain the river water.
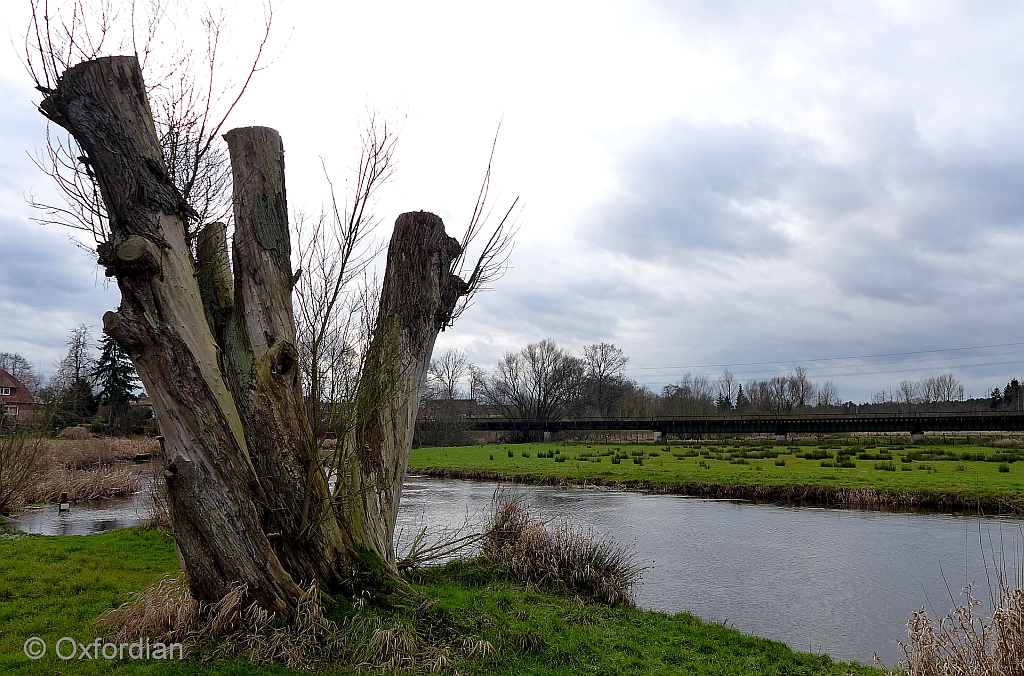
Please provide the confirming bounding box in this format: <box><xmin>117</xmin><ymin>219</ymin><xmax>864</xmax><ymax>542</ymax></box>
<box><xmin>10</xmin><ymin>474</ymin><xmax>1024</xmax><ymax>667</ymax></box>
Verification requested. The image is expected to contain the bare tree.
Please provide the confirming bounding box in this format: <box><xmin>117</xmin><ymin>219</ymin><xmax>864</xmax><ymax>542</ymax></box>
<box><xmin>53</xmin><ymin>324</ymin><xmax>95</xmax><ymax>388</ymax></box>
<box><xmin>815</xmin><ymin>380</ymin><xmax>840</xmax><ymax>409</ymax></box>
<box><xmin>661</xmin><ymin>373</ymin><xmax>715</xmax><ymax>416</ymax></box>
<box><xmin>24</xmin><ymin>0</ymin><xmax>272</xmax><ymax>247</ymax></box>
<box><xmin>0</xmin><ymin>353</ymin><xmax>43</xmax><ymax>396</ymax></box>
<box><xmin>26</xmin><ymin>9</ymin><xmax>516</xmax><ymax>621</ymax></box>
<box><xmin>582</xmin><ymin>342</ymin><xmax>628</xmax><ymax>416</ymax></box>
<box><xmin>478</xmin><ymin>340</ymin><xmax>584</xmax><ymax>427</ymax></box>
<box><xmin>717</xmin><ymin>368</ymin><xmax>736</xmax><ymax>410</ymax></box>
<box><xmin>428</xmin><ymin>349</ymin><xmax>470</xmax><ymax>401</ymax></box>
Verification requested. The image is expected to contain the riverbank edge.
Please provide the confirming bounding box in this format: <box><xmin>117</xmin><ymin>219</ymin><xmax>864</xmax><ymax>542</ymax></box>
<box><xmin>0</xmin><ymin>528</ymin><xmax>886</xmax><ymax>675</ymax></box>
<box><xmin>413</xmin><ymin>466</ymin><xmax>1024</xmax><ymax>514</ymax></box>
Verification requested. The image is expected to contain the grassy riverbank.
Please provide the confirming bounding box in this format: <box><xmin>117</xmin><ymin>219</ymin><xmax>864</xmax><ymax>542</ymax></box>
<box><xmin>408</xmin><ymin>439</ymin><xmax>1024</xmax><ymax>512</ymax></box>
<box><xmin>0</xmin><ymin>527</ymin><xmax>884</xmax><ymax>675</ymax></box>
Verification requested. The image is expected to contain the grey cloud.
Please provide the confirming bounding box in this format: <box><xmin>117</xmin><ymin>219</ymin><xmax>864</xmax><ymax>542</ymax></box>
<box><xmin>593</xmin><ymin>122</ymin><xmax>802</xmax><ymax>259</ymax></box>
<box><xmin>589</xmin><ymin>110</ymin><xmax>1024</xmax><ymax>311</ymax></box>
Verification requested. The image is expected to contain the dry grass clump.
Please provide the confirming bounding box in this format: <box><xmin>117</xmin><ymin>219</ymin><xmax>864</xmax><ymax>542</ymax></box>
<box><xmin>100</xmin><ymin>574</ymin><xmax>199</xmax><ymax>645</ymax></box>
<box><xmin>98</xmin><ymin>575</ymin><xmax>476</xmax><ymax>672</ymax></box>
<box><xmin>901</xmin><ymin>567</ymin><xmax>1024</xmax><ymax>675</ymax></box>
<box><xmin>59</xmin><ymin>426</ymin><xmax>92</xmax><ymax>439</ymax></box>
<box><xmin>482</xmin><ymin>493</ymin><xmax>642</xmax><ymax>606</ymax></box>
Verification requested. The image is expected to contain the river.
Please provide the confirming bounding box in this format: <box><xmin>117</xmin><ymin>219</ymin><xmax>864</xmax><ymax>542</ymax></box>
<box><xmin>11</xmin><ymin>474</ymin><xmax>1024</xmax><ymax>667</ymax></box>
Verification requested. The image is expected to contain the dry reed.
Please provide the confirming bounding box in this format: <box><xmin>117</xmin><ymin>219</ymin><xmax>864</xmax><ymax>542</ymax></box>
<box><xmin>482</xmin><ymin>492</ymin><xmax>642</xmax><ymax>606</ymax></box>
<box><xmin>899</xmin><ymin>529</ymin><xmax>1024</xmax><ymax>676</ymax></box>
<box><xmin>11</xmin><ymin>437</ymin><xmax>157</xmax><ymax>506</ymax></box>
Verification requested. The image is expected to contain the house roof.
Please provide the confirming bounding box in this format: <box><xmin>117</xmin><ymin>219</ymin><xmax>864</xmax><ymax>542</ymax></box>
<box><xmin>0</xmin><ymin>369</ymin><xmax>36</xmax><ymax>405</ymax></box>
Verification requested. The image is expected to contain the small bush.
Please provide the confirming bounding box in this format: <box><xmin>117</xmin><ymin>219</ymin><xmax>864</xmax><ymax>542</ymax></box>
<box><xmin>632</xmin><ymin>457</ymin><xmax>643</xmax><ymax>465</ymax></box>
<box><xmin>874</xmin><ymin>461</ymin><xmax>897</xmax><ymax>471</ymax></box>
<box><xmin>1000</xmin><ymin>463</ymin><xmax>1011</xmax><ymax>473</ymax></box>
<box><xmin>611</xmin><ymin>456</ymin><xmax>620</xmax><ymax>464</ymax></box>
<box><xmin>774</xmin><ymin>458</ymin><xmax>786</xmax><ymax>467</ymax></box>
<box><xmin>554</xmin><ymin>456</ymin><xmax>566</xmax><ymax>463</ymax></box>
<box><xmin>521</xmin><ymin>452</ymin><xmax>530</xmax><ymax>458</ymax></box>
<box><xmin>489</xmin><ymin>454</ymin><xmax>494</xmax><ymax>461</ymax></box>
<box><xmin>507</xmin><ymin>450</ymin><xmax>513</xmax><ymax>458</ymax></box>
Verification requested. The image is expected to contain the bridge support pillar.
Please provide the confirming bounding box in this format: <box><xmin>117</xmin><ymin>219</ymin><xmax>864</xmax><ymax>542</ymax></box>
<box><xmin>658</xmin><ymin>430</ymin><xmax>667</xmax><ymax>444</ymax></box>
<box><xmin>775</xmin><ymin>433</ymin><xmax>787</xmax><ymax>444</ymax></box>
<box><xmin>543</xmin><ymin>431</ymin><xmax>552</xmax><ymax>443</ymax></box>
<box><xmin>911</xmin><ymin>428</ymin><xmax>925</xmax><ymax>444</ymax></box>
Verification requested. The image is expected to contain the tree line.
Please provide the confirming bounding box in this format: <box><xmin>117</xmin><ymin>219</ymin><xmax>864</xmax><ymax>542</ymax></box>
<box><xmin>1</xmin><ymin>325</ymin><xmax>145</xmax><ymax>434</ymax></box>
<box><xmin>421</xmin><ymin>340</ymin><xmax>1014</xmax><ymax>432</ymax></box>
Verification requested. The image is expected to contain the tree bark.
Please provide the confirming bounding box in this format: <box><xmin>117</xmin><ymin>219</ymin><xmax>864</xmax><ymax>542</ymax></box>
<box><xmin>39</xmin><ymin>55</ymin><xmax>469</xmax><ymax>612</ymax></box>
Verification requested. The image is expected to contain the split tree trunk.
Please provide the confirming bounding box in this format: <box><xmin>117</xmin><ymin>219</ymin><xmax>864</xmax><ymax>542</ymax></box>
<box><xmin>38</xmin><ymin>55</ymin><xmax>466</xmax><ymax>613</ymax></box>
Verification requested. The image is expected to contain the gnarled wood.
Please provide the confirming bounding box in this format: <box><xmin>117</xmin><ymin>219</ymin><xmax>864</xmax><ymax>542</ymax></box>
<box><xmin>347</xmin><ymin>212</ymin><xmax>467</xmax><ymax>566</ymax></box>
<box><xmin>38</xmin><ymin>54</ymin><xmax>472</xmax><ymax>613</ymax></box>
<box><xmin>41</xmin><ymin>56</ymin><xmax>302</xmax><ymax>614</ymax></box>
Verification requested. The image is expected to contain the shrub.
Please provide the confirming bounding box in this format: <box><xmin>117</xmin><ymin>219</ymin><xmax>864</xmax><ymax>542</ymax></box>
<box><xmin>482</xmin><ymin>494</ymin><xmax>642</xmax><ymax>605</ymax></box>
<box><xmin>611</xmin><ymin>457</ymin><xmax>620</xmax><ymax>464</ymax></box>
<box><xmin>632</xmin><ymin>457</ymin><xmax>643</xmax><ymax>465</ymax></box>
<box><xmin>60</xmin><ymin>426</ymin><xmax>92</xmax><ymax>440</ymax></box>
<box><xmin>521</xmin><ymin>452</ymin><xmax>530</xmax><ymax>458</ymax></box>
<box><xmin>507</xmin><ymin>450</ymin><xmax>513</xmax><ymax>458</ymax></box>
<box><xmin>774</xmin><ymin>458</ymin><xmax>786</xmax><ymax>467</ymax></box>
<box><xmin>554</xmin><ymin>456</ymin><xmax>566</xmax><ymax>463</ymax></box>
<box><xmin>874</xmin><ymin>461</ymin><xmax>897</xmax><ymax>471</ymax></box>
<box><xmin>1000</xmin><ymin>463</ymin><xmax>1011</xmax><ymax>473</ymax></box>
<box><xmin>0</xmin><ymin>429</ymin><xmax>47</xmax><ymax>514</ymax></box>
<box><xmin>489</xmin><ymin>454</ymin><xmax>494</xmax><ymax>461</ymax></box>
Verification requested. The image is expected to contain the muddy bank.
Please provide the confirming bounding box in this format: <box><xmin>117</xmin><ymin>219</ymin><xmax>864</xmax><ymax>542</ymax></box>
<box><xmin>414</xmin><ymin>467</ymin><xmax>1024</xmax><ymax>515</ymax></box>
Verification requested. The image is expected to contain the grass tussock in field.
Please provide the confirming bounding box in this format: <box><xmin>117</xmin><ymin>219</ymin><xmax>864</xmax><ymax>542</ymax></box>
<box><xmin>483</xmin><ymin>493</ymin><xmax>642</xmax><ymax>606</ymax></box>
<box><xmin>0</xmin><ymin>527</ymin><xmax>884</xmax><ymax>675</ymax></box>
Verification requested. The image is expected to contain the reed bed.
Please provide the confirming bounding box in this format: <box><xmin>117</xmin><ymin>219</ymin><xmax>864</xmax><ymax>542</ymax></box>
<box><xmin>21</xmin><ymin>462</ymin><xmax>141</xmax><ymax>503</ymax></box>
<box><xmin>4</xmin><ymin>437</ymin><xmax>156</xmax><ymax>507</ymax></box>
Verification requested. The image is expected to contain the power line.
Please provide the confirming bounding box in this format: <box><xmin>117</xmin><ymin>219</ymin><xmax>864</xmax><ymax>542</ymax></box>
<box><xmin>631</xmin><ymin>358</ymin><xmax>1024</xmax><ymax>383</ymax></box>
<box><xmin>624</xmin><ymin>341</ymin><xmax>1024</xmax><ymax>373</ymax></box>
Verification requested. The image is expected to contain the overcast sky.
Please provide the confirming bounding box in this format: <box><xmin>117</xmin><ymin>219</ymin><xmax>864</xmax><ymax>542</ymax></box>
<box><xmin>2</xmin><ymin>0</ymin><xmax>1024</xmax><ymax>403</ymax></box>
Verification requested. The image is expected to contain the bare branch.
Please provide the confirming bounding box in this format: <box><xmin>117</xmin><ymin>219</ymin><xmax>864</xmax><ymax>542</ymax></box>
<box><xmin>449</xmin><ymin>123</ymin><xmax>520</xmax><ymax>322</ymax></box>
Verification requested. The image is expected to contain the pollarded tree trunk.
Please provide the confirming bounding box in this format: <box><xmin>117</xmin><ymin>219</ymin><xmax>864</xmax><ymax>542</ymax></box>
<box><xmin>38</xmin><ymin>55</ymin><xmax>467</xmax><ymax>613</ymax></box>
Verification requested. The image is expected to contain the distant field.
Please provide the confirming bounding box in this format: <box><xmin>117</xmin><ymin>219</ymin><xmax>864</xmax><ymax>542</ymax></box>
<box><xmin>408</xmin><ymin>439</ymin><xmax>1024</xmax><ymax>510</ymax></box>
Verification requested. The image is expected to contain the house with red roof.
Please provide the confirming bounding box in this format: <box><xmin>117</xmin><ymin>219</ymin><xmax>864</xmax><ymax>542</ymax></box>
<box><xmin>0</xmin><ymin>369</ymin><xmax>37</xmax><ymax>420</ymax></box>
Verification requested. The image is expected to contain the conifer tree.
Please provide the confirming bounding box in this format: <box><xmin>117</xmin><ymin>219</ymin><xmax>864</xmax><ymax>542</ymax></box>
<box><xmin>93</xmin><ymin>334</ymin><xmax>141</xmax><ymax>432</ymax></box>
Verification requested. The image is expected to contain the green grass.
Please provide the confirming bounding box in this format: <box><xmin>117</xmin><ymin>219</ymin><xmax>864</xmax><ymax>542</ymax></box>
<box><xmin>408</xmin><ymin>441</ymin><xmax>1024</xmax><ymax>501</ymax></box>
<box><xmin>0</xmin><ymin>528</ymin><xmax>883</xmax><ymax>675</ymax></box>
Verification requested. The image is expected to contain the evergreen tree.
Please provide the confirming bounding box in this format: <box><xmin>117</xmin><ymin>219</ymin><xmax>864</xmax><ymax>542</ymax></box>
<box><xmin>93</xmin><ymin>335</ymin><xmax>141</xmax><ymax>432</ymax></box>
<box><xmin>990</xmin><ymin>387</ymin><xmax>1003</xmax><ymax>410</ymax></box>
<box><xmin>735</xmin><ymin>384</ymin><xmax>749</xmax><ymax>413</ymax></box>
